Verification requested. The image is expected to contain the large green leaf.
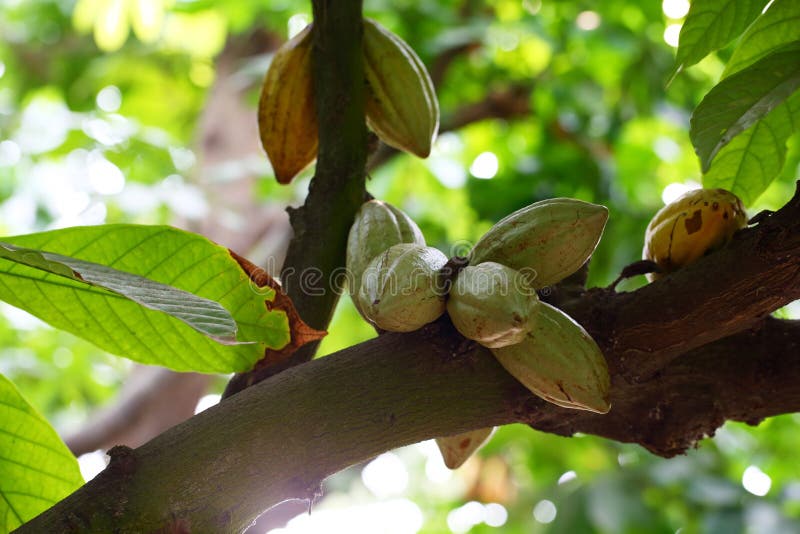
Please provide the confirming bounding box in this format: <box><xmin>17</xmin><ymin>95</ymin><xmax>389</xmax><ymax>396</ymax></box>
<box><xmin>0</xmin><ymin>242</ymin><xmax>239</xmax><ymax>343</ymax></box>
<box><xmin>0</xmin><ymin>225</ymin><xmax>290</xmax><ymax>373</ymax></box>
<box><xmin>691</xmin><ymin>42</ymin><xmax>800</xmax><ymax>172</ymax></box>
<box><xmin>0</xmin><ymin>373</ymin><xmax>83</xmax><ymax>531</ymax></box>
<box><xmin>723</xmin><ymin>0</ymin><xmax>800</xmax><ymax>77</ymax></box>
<box><xmin>672</xmin><ymin>0</ymin><xmax>769</xmax><ymax>78</ymax></box>
<box><xmin>703</xmin><ymin>91</ymin><xmax>800</xmax><ymax>205</ymax></box>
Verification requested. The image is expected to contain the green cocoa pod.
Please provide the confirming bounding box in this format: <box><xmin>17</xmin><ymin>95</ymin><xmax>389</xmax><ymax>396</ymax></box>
<box><xmin>363</xmin><ymin>18</ymin><xmax>439</xmax><ymax>158</ymax></box>
<box><xmin>358</xmin><ymin>244</ymin><xmax>447</xmax><ymax>332</ymax></box>
<box><xmin>436</xmin><ymin>427</ymin><xmax>495</xmax><ymax>470</ymax></box>
<box><xmin>490</xmin><ymin>302</ymin><xmax>610</xmax><ymax>413</ymax></box>
<box><xmin>347</xmin><ymin>200</ymin><xmax>425</xmax><ymax>314</ymax></box>
<box><xmin>447</xmin><ymin>262</ymin><xmax>539</xmax><ymax>348</ymax></box>
<box><xmin>471</xmin><ymin>198</ymin><xmax>608</xmax><ymax>288</ymax></box>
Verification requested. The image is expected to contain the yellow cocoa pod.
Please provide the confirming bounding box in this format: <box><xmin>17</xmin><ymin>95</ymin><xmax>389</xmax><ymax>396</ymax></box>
<box><xmin>346</xmin><ymin>200</ymin><xmax>425</xmax><ymax>314</ymax></box>
<box><xmin>358</xmin><ymin>244</ymin><xmax>447</xmax><ymax>332</ymax></box>
<box><xmin>363</xmin><ymin>18</ymin><xmax>439</xmax><ymax>158</ymax></box>
<box><xmin>643</xmin><ymin>188</ymin><xmax>747</xmax><ymax>280</ymax></box>
<box><xmin>447</xmin><ymin>262</ymin><xmax>539</xmax><ymax>348</ymax></box>
<box><xmin>491</xmin><ymin>302</ymin><xmax>610</xmax><ymax>414</ymax></box>
<box><xmin>436</xmin><ymin>427</ymin><xmax>495</xmax><ymax>470</ymax></box>
<box><xmin>471</xmin><ymin>198</ymin><xmax>608</xmax><ymax>289</ymax></box>
<box><xmin>257</xmin><ymin>24</ymin><xmax>317</xmax><ymax>184</ymax></box>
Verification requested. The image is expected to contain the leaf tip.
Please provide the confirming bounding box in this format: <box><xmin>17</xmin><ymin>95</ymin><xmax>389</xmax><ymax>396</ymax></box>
<box><xmin>666</xmin><ymin>63</ymin><xmax>683</xmax><ymax>88</ymax></box>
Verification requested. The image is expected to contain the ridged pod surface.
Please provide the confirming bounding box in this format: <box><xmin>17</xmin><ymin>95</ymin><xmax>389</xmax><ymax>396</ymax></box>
<box><xmin>490</xmin><ymin>302</ymin><xmax>610</xmax><ymax>414</ymax></box>
<box><xmin>435</xmin><ymin>427</ymin><xmax>495</xmax><ymax>470</ymax></box>
<box><xmin>257</xmin><ymin>24</ymin><xmax>317</xmax><ymax>184</ymax></box>
<box><xmin>358</xmin><ymin>244</ymin><xmax>447</xmax><ymax>332</ymax></box>
<box><xmin>363</xmin><ymin>18</ymin><xmax>439</xmax><ymax>158</ymax></box>
<box><xmin>643</xmin><ymin>188</ymin><xmax>747</xmax><ymax>281</ymax></box>
<box><xmin>447</xmin><ymin>262</ymin><xmax>539</xmax><ymax>348</ymax></box>
<box><xmin>470</xmin><ymin>199</ymin><xmax>608</xmax><ymax>289</ymax></box>
<box><xmin>346</xmin><ymin>200</ymin><xmax>425</xmax><ymax>313</ymax></box>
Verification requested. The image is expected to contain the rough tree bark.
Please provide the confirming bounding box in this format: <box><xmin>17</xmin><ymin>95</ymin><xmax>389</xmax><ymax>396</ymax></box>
<box><xmin>17</xmin><ymin>0</ymin><xmax>800</xmax><ymax>531</ymax></box>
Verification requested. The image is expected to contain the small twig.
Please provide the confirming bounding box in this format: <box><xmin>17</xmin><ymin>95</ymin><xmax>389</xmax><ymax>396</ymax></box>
<box><xmin>607</xmin><ymin>260</ymin><xmax>659</xmax><ymax>291</ymax></box>
<box><xmin>368</xmin><ymin>84</ymin><xmax>533</xmax><ymax>170</ymax></box>
<box><xmin>439</xmin><ymin>255</ymin><xmax>470</xmax><ymax>295</ymax></box>
<box><xmin>430</xmin><ymin>41</ymin><xmax>481</xmax><ymax>88</ymax></box>
<box><xmin>748</xmin><ymin>209</ymin><xmax>775</xmax><ymax>226</ymax></box>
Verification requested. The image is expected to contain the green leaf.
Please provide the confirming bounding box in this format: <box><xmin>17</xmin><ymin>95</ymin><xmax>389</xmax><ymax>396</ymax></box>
<box><xmin>0</xmin><ymin>373</ymin><xmax>83</xmax><ymax>531</ymax></box>
<box><xmin>0</xmin><ymin>225</ymin><xmax>290</xmax><ymax>373</ymax></box>
<box><xmin>723</xmin><ymin>0</ymin><xmax>800</xmax><ymax>77</ymax></box>
<box><xmin>703</xmin><ymin>91</ymin><xmax>800</xmax><ymax>205</ymax></box>
<box><xmin>691</xmin><ymin>42</ymin><xmax>800</xmax><ymax>172</ymax></box>
<box><xmin>0</xmin><ymin>242</ymin><xmax>239</xmax><ymax>344</ymax></box>
<box><xmin>672</xmin><ymin>0</ymin><xmax>769</xmax><ymax>78</ymax></box>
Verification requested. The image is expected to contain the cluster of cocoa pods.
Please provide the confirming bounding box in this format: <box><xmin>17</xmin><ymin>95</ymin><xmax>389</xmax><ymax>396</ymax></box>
<box><xmin>258</xmin><ymin>19</ymin><xmax>439</xmax><ymax>184</ymax></box>
<box><xmin>346</xmin><ymin>198</ymin><xmax>611</xmax><ymax>468</ymax></box>
<box><xmin>256</xmin><ymin>13</ymin><xmax>752</xmax><ymax>474</ymax></box>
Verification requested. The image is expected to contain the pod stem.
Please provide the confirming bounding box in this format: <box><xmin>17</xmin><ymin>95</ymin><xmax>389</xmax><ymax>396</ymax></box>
<box><xmin>439</xmin><ymin>255</ymin><xmax>470</xmax><ymax>296</ymax></box>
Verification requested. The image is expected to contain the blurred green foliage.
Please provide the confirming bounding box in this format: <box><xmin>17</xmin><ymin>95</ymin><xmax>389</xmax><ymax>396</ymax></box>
<box><xmin>1</xmin><ymin>0</ymin><xmax>799</xmax><ymax>532</ymax></box>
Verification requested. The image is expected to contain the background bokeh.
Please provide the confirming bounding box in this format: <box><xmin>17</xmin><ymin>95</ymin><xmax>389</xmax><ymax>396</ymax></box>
<box><xmin>1</xmin><ymin>1</ymin><xmax>799</xmax><ymax>532</ymax></box>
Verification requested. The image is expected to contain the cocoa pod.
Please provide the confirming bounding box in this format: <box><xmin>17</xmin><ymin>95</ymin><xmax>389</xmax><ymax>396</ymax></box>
<box><xmin>471</xmin><ymin>198</ymin><xmax>608</xmax><ymax>289</ymax></box>
<box><xmin>490</xmin><ymin>302</ymin><xmax>610</xmax><ymax>414</ymax></box>
<box><xmin>346</xmin><ymin>200</ymin><xmax>425</xmax><ymax>315</ymax></box>
<box><xmin>363</xmin><ymin>18</ymin><xmax>439</xmax><ymax>158</ymax></box>
<box><xmin>357</xmin><ymin>244</ymin><xmax>447</xmax><ymax>332</ymax></box>
<box><xmin>436</xmin><ymin>427</ymin><xmax>495</xmax><ymax>470</ymax></box>
<box><xmin>447</xmin><ymin>262</ymin><xmax>539</xmax><ymax>348</ymax></box>
<box><xmin>257</xmin><ymin>24</ymin><xmax>317</xmax><ymax>184</ymax></box>
<box><xmin>643</xmin><ymin>188</ymin><xmax>747</xmax><ymax>281</ymax></box>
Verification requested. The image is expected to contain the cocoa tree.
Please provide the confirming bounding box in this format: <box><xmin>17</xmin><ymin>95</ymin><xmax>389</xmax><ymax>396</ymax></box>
<box><xmin>2</xmin><ymin>0</ymin><xmax>800</xmax><ymax>532</ymax></box>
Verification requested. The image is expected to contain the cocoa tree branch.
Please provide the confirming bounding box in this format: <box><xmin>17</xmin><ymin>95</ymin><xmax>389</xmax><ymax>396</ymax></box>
<box><xmin>19</xmin><ymin>317</ymin><xmax>800</xmax><ymax>532</ymax></box>
<box><xmin>528</xmin><ymin>316</ymin><xmax>800</xmax><ymax>456</ymax></box>
<box><xmin>20</xmin><ymin>322</ymin><xmax>523</xmax><ymax>533</ymax></box>
<box><xmin>20</xmin><ymin>186</ymin><xmax>800</xmax><ymax>532</ymax></box>
<box><xmin>225</xmin><ymin>0</ymin><xmax>368</xmax><ymax>396</ymax></box>
<box><xmin>282</xmin><ymin>0</ymin><xmax>366</xmax><ymax>327</ymax></box>
<box><xmin>281</xmin><ymin>0</ymin><xmax>367</xmax><ymax>327</ymax></box>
